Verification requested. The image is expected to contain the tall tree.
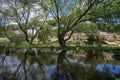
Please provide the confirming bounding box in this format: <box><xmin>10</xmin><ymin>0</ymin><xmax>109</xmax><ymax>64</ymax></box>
<box><xmin>41</xmin><ymin>0</ymin><xmax>103</xmax><ymax>48</ymax></box>
<box><xmin>0</xmin><ymin>0</ymin><xmax>48</xmax><ymax>44</ymax></box>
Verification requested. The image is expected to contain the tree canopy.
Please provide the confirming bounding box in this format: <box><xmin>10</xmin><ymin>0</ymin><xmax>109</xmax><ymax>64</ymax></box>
<box><xmin>0</xmin><ymin>0</ymin><xmax>120</xmax><ymax>46</ymax></box>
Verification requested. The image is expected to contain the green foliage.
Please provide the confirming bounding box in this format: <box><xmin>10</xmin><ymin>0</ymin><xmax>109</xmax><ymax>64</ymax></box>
<box><xmin>38</xmin><ymin>26</ymin><xmax>52</xmax><ymax>44</ymax></box>
<box><xmin>0</xmin><ymin>38</ymin><xmax>9</xmax><ymax>42</ymax></box>
<box><xmin>87</xmin><ymin>34</ymin><xmax>95</xmax><ymax>45</ymax></box>
<box><xmin>10</xmin><ymin>34</ymin><xmax>25</xmax><ymax>43</ymax></box>
<box><xmin>0</xmin><ymin>0</ymin><xmax>120</xmax><ymax>47</ymax></box>
<box><xmin>0</xmin><ymin>0</ymin><xmax>48</xmax><ymax>44</ymax></box>
<box><xmin>86</xmin><ymin>34</ymin><xmax>105</xmax><ymax>47</ymax></box>
<box><xmin>92</xmin><ymin>0</ymin><xmax>120</xmax><ymax>33</ymax></box>
<box><xmin>18</xmin><ymin>41</ymin><xmax>30</xmax><ymax>48</ymax></box>
<box><xmin>75</xmin><ymin>47</ymin><xmax>82</xmax><ymax>52</ymax></box>
<box><xmin>38</xmin><ymin>30</ymin><xmax>47</xmax><ymax>43</ymax></box>
<box><xmin>47</xmin><ymin>20</ymin><xmax>56</xmax><ymax>27</ymax></box>
<box><xmin>0</xmin><ymin>28</ymin><xmax>5</xmax><ymax>37</ymax></box>
<box><xmin>0</xmin><ymin>38</ymin><xmax>9</xmax><ymax>45</ymax></box>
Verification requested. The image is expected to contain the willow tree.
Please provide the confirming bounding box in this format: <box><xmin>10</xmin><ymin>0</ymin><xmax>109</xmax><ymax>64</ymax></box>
<box><xmin>0</xmin><ymin>0</ymin><xmax>48</xmax><ymax>44</ymax></box>
<box><xmin>40</xmin><ymin>0</ymin><xmax>104</xmax><ymax>48</ymax></box>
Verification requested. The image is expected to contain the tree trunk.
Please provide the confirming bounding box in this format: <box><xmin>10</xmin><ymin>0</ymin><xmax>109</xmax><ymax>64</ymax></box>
<box><xmin>55</xmin><ymin>50</ymin><xmax>66</xmax><ymax>80</ymax></box>
<box><xmin>58</xmin><ymin>34</ymin><xmax>67</xmax><ymax>48</ymax></box>
<box><xmin>24</xmin><ymin>32</ymin><xmax>30</xmax><ymax>44</ymax></box>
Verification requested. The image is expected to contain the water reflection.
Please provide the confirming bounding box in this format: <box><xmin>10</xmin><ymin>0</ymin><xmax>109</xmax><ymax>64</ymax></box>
<box><xmin>0</xmin><ymin>47</ymin><xmax>120</xmax><ymax>80</ymax></box>
<box><xmin>54</xmin><ymin>50</ymin><xmax>75</xmax><ymax>80</ymax></box>
<box><xmin>97</xmin><ymin>64</ymin><xmax>120</xmax><ymax>78</ymax></box>
<box><xmin>0</xmin><ymin>48</ymin><xmax>49</xmax><ymax>80</ymax></box>
<box><xmin>54</xmin><ymin>50</ymin><xmax>116</xmax><ymax>80</ymax></box>
<box><xmin>85</xmin><ymin>48</ymin><xmax>104</xmax><ymax>63</ymax></box>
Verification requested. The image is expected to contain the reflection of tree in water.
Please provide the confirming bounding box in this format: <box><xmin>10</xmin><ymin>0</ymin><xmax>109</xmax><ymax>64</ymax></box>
<box><xmin>37</xmin><ymin>49</ymin><xmax>56</xmax><ymax>65</ymax></box>
<box><xmin>112</xmin><ymin>48</ymin><xmax>120</xmax><ymax>61</ymax></box>
<box><xmin>0</xmin><ymin>48</ymin><xmax>46</xmax><ymax>80</ymax></box>
<box><xmin>54</xmin><ymin>50</ymin><xmax>114</xmax><ymax>80</ymax></box>
<box><xmin>54</xmin><ymin>50</ymin><xmax>74</xmax><ymax>80</ymax></box>
<box><xmin>0</xmin><ymin>47</ymin><xmax>116</xmax><ymax>80</ymax></box>
<box><xmin>85</xmin><ymin>49</ymin><xmax>104</xmax><ymax>62</ymax></box>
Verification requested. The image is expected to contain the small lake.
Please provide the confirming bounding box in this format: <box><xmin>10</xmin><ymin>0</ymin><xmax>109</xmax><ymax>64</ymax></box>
<box><xmin>0</xmin><ymin>47</ymin><xmax>120</xmax><ymax>80</ymax></box>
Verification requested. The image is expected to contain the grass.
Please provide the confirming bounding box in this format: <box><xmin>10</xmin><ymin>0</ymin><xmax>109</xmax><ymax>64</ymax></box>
<box><xmin>0</xmin><ymin>40</ymin><xmax>120</xmax><ymax>52</ymax></box>
<box><xmin>0</xmin><ymin>38</ymin><xmax>9</xmax><ymax>45</ymax></box>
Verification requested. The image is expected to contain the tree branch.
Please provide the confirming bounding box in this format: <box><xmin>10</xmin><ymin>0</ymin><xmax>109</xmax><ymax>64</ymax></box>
<box><xmin>64</xmin><ymin>30</ymin><xmax>75</xmax><ymax>42</ymax></box>
<box><xmin>69</xmin><ymin>0</ymin><xmax>97</xmax><ymax>29</ymax></box>
<box><xmin>30</xmin><ymin>13</ymin><xmax>48</xmax><ymax>43</ymax></box>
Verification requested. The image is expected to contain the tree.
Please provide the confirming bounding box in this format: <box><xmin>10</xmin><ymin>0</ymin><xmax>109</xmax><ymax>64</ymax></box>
<box><xmin>0</xmin><ymin>14</ymin><xmax>12</xmax><ymax>39</ymax></box>
<box><xmin>0</xmin><ymin>15</ymin><xmax>5</xmax><ymax>37</ymax></box>
<box><xmin>41</xmin><ymin>0</ymin><xmax>104</xmax><ymax>48</ymax></box>
<box><xmin>92</xmin><ymin>0</ymin><xmax>120</xmax><ymax>33</ymax></box>
<box><xmin>38</xmin><ymin>24</ymin><xmax>52</xmax><ymax>44</ymax></box>
<box><xmin>0</xmin><ymin>14</ymin><xmax>26</xmax><ymax>43</ymax></box>
<box><xmin>0</xmin><ymin>0</ymin><xmax>48</xmax><ymax>44</ymax></box>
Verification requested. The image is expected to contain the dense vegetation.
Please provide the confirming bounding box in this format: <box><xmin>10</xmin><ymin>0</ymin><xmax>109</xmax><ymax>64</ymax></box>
<box><xmin>0</xmin><ymin>0</ymin><xmax>119</xmax><ymax>47</ymax></box>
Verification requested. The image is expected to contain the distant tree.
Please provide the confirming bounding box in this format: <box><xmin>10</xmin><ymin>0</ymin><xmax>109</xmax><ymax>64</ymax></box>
<box><xmin>0</xmin><ymin>15</ymin><xmax>5</xmax><ymax>37</ymax></box>
<box><xmin>0</xmin><ymin>14</ymin><xmax>11</xmax><ymax>39</ymax></box>
<box><xmin>38</xmin><ymin>24</ymin><xmax>52</xmax><ymax>44</ymax></box>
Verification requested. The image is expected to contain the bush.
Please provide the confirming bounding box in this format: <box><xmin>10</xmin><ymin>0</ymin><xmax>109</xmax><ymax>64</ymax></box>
<box><xmin>18</xmin><ymin>41</ymin><xmax>30</xmax><ymax>48</ymax></box>
<box><xmin>10</xmin><ymin>34</ymin><xmax>25</xmax><ymax>44</ymax></box>
<box><xmin>0</xmin><ymin>38</ymin><xmax>9</xmax><ymax>42</ymax></box>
